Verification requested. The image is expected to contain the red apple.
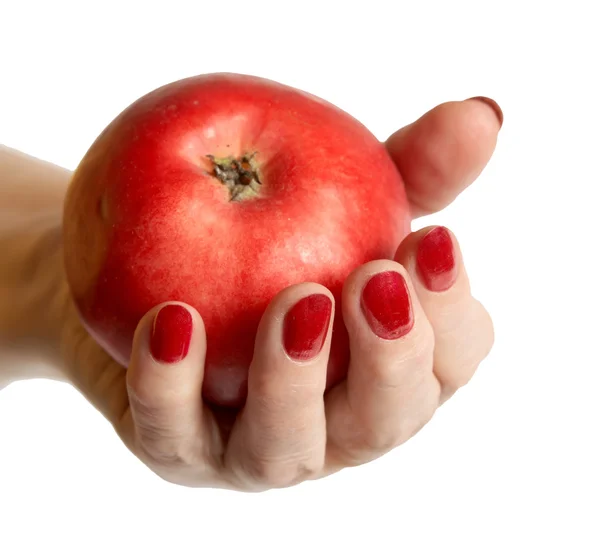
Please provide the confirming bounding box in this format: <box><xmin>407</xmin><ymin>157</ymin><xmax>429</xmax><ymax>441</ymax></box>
<box><xmin>63</xmin><ymin>73</ymin><xmax>411</xmax><ymax>408</ymax></box>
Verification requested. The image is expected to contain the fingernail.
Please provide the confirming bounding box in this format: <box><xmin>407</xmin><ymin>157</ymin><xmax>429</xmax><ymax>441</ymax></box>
<box><xmin>361</xmin><ymin>271</ymin><xmax>413</xmax><ymax>340</ymax></box>
<box><xmin>150</xmin><ymin>304</ymin><xmax>193</xmax><ymax>364</ymax></box>
<box><xmin>283</xmin><ymin>294</ymin><xmax>332</xmax><ymax>361</ymax></box>
<box><xmin>468</xmin><ymin>96</ymin><xmax>503</xmax><ymax>127</ymax></box>
<box><xmin>416</xmin><ymin>226</ymin><xmax>458</xmax><ymax>292</ymax></box>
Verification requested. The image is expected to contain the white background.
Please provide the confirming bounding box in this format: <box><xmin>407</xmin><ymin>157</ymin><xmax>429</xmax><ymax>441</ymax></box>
<box><xmin>1</xmin><ymin>1</ymin><xmax>598</xmax><ymax>559</ymax></box>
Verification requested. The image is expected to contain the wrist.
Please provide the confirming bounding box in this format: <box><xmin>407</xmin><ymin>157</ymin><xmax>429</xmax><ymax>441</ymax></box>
<box><xmin>0</xmin><ymin>146</ymin><xmax>72</xmax><ymax>385</ymax></box>
<box><xmin>0</xmin><ymin>220</ymin><xmax>69</xmax><ymax>385</ymax></box>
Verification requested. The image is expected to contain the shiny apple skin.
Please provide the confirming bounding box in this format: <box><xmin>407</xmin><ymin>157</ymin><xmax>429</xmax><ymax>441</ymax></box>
<box><xmin>63</xmin><ymin>73</ymin><xmax>411</xmax><ymax>408</ymax></box>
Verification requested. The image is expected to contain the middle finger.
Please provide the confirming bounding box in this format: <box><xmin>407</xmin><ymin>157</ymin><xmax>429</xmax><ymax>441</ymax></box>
<box><xmin>225</xmin><ymin>283</ymin><xmax>333</xmax><ymax>490</ymax></box>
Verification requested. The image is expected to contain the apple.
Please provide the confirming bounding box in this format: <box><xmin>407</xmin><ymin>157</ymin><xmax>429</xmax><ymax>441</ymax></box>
<box><xmin>63</xmin><ymin>73</ymin><xmax>411</xmax><ymax>408</ymax></box>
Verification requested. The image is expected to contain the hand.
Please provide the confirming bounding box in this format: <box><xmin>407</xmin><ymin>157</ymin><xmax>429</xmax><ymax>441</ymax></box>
<box><xmin>54</xmin><ymin>97</ymin><xmax>502</xmax><ymax>490</ymax></box>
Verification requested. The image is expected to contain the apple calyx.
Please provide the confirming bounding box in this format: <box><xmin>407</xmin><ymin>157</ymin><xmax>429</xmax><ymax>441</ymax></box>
<box><xmin>207</xmin><ymin>153</ymin><xmax>262</xmax><ymax>201</ymax></box>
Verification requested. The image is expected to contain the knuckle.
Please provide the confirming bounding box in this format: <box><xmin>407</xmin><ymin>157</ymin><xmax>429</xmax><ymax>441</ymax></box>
<box><xmin>135</xmin><ymin>423</ymin><xmax>183</xmax><ymax>467</ymax></box>
<box><xmin>440</xmin><ymin>351</ymin><xmax>480</xmax><ymax>392</ymax></box>
<box><xmin>129</xmin><ymin>401</ymin><xmax>196</xmax><ymax>469</ymax></box>
<box><xmin>361</xmin><ymin>408</ymin><xmax>436</xmax><ymax>455</ymax></box>
<box><xmin>242</xmin><ymin>451</ymin><xmax>323</xmax><ymax>489</ymax></box>
<box><xmin>135</xmin><ymin>435</ymin><xmax>203</xmax><ymax>477</ymax></box>
<box><xmin>127</xmin><ymin>378</ymin><xmax>191</xmax><ymax>421</ymax></box>
<box><xmin>438</xmin><ymin>362</ymin><xmax>476</xmax><ymax>398</ymax></box>
<box><xmin>479</xmin><ymin>305</ymin><xmax>495</xmax><ymax>356</ymax></box>
<box><xmin>245</xmin><ymin>462</ymin><xmax>292</xmax><ymax>488</ymax></box>
<box><xmin>339</xmin><ymin>426</ymin><xmax>404</xmax><ymax>464</ymax></box>
<box><xmin>126</xmin><ymin>373</ymin><xmax>153</xmax><ymax>407</ymax></box>
<box><xmin>354</xmin><ymin>419</ymin><xmax>426</xmax><ymax>458</ymax></box>
<box><xmin>369</xmin><ymin>330</ymin><xmax>435</xmax><ymax>391</ymax></box>
<box><xmin>437</xmin><ymin>301</ymin><xmax>495</xmax><ymax>395</ymax></box>
<box><xmin>358</xmin><ymin>429</ymin><xmax>402</xmax><ymax>455</ymax></box>
<box><xmin>349</xmin><ymin>384</ymin><xmax>439</xmax><ymax>459</ymax></box>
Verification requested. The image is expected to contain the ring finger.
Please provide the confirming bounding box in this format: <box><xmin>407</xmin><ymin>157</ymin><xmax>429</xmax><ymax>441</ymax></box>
<box><xmin>325</xmin><ymin>261</ymin><xmax>440</xmax><ymax>468</ymax></box>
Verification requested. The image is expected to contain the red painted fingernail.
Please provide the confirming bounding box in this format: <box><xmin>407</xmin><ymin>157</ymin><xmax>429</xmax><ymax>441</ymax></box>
<box><xmin>361</xmin><ymin>271</ymin><xmax>413</xmax><ymax>340</ymax></box>
<box><xmin>468</xmin><ymin>96</ymin><xmax>503</xmax><ymax>127</ymax></box>
<box><xmin>283</xmin><ymin>294</ymin><xmax>332</xmax><ymax>361</ymax></box>
<box><xmin>150</xmin><ymin>304</ymin><xmax>193</xmax><ymax>364</ymax></box>
<box><xmin>416</xmin><ymin>226</ymin><xmax>458</xmax><ymax>292</ymax></box>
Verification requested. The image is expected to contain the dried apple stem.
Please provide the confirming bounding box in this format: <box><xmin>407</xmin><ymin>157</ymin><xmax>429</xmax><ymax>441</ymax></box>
<box><xmin>207</xmin><ymin>153</ymin><xmax>262</xmax><ymax>201</ymax></box>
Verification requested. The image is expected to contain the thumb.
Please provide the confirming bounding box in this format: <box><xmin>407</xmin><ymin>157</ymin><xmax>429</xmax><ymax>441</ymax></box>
<box><xmin>386</xmin><ymin>98</ymin><xmax>502</xmax><ymax>218</ymax></box>
<box><xmin>126</xmin><ymin>302</ymin><xmax>208</xmax><ymax>466</ymax></box>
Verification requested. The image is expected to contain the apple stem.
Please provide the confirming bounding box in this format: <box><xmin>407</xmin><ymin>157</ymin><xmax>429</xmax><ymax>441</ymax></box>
<box><xmin>207</xmin><ymin>153</ymin><xmax>262</xmax><ymax>202</ymax></box>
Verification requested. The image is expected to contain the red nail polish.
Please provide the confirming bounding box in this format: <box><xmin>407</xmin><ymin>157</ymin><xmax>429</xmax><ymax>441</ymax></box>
<box><xmin>361</xmin><ymin>271</ymin><xmax>413</xmax><ymax>340</ymax></box>
<box><xmin>283</xmin><ymin>294</ymin><xmax>332</xmax><ymax>361</ymax></box>
<box><xmin>469</xmin><ymin>96</ymin><xmax>504</xmax><ymax>127</ymax></box>
<box><xmin>150</xmin><ymin>304</ymin><xmax>193</xmax><ymax>364</ymax></box>
<box><xmin>416</xmin><ymin>226</ymin><xmax>457</xmax><ymax>292</ymax></box>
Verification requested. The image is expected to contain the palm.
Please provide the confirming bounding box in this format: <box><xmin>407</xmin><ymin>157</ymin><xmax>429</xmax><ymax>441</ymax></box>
<box><xmin>59</xmin><ymin>289</ymin><xmax>130</xmax><ymax>438</ymax></box>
